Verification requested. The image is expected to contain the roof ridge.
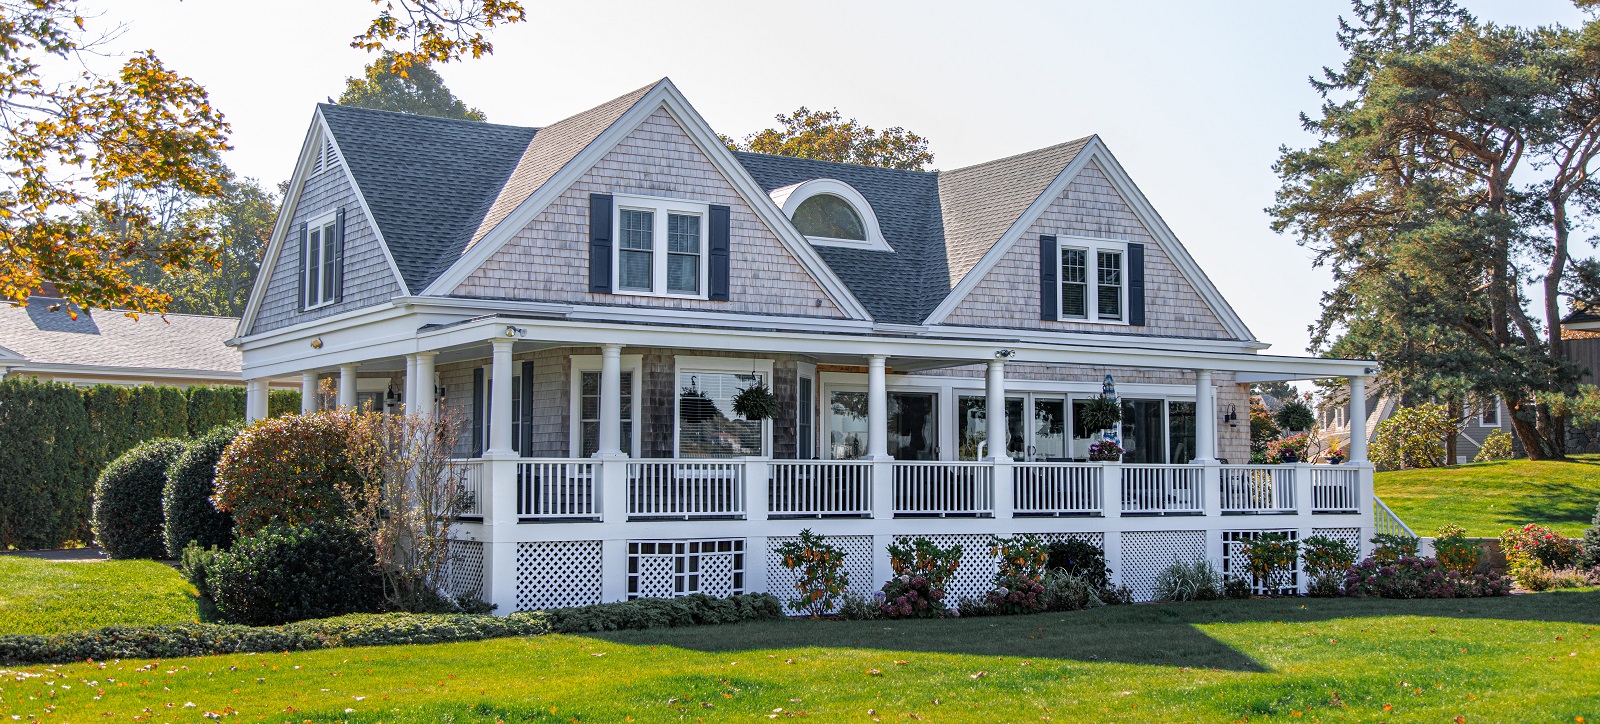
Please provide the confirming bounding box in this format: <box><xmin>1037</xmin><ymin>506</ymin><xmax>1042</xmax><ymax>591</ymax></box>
<box><xmin>943</xmin><ymin>136</ymin><xmax>1095</xmax><ymax>175</ymax></box>
<box><xmin>317</xmin><ymin>102</ymin><xmax>536</xmax><ymax>132</ymax></box>
<box><xmin>733</xmin><ymin>150</ymin><xmax>935</xmax><ymax>176</ymax></box>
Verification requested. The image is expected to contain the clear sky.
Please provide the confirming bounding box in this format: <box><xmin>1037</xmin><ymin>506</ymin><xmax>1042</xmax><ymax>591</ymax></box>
<box><xmin>89</xmin><ymin>0</ymin><xmax>1588</xmax><ymax>355</ymax></box>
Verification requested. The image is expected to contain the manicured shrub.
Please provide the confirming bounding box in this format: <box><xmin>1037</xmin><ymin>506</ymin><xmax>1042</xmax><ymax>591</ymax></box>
<box><xmin>91</xmin><ymin>438</ymin><xmax>188</xmax><ymax>559</ymax></box>
<box><xmin>1241</xmin><ymin>533</ymin><xmax>1299</xmax><ymax>595</ymax></box>
<box><xmin>1344</xmin><ymin>556</ymin><xmax>1512</xmax><ymax>599</ymax></box>
<box><xmin>213</xmin><ymin>412</ymin><xmax>364</xmax><ymax>534</ymax></box>
<box><xmin>1432</xmin><ymin>524</ymin><xmax>1481</xmax><ymax>575</ymax></box>
<box><xmin>837</xmin><ymin>591</ymin><xmax>884</xmax><ymax>620</ymax></box>
<box><xmin>202</xmin><ymin>521</ymin><xmax>384</xmax><ymax>626</ymax></box>
<box><xmin>267</xmin><ymin>389</ymin><xmax>303</xmax><ymax>418</ymax></box>
<box><xmin>773</xmin><ymin>529</ymin><xmax>850</xmax><ymax>616</ymax></box>
<box><xmin>881</xmin><ymin>574</ymin><xmax>949</xmax><ymax>619</ymax></box>
<box><xmin>1370</xmin><ymin>533</ymin><xmax>1420</xmax><ymax>564</ymax></box>
<box><xmin>1474</xmin><ymin>429</ymin><xmax>1513</xmax><ymax>462</ymax></box>
<box><xmin>541</xmin><ymin>593</ymin><xmax>783</xmax><ymax>633</ymax></box>
<box><xmin>0</xmin><ymin>378</ymin><xmax>91</xmax><ymax>549</ymax></box>
<box><xmin>163</xmin><ymin>422</ymin><xmax>242</xmax><ymax>557</ymax></box>
<box><xmin>1044</xmin><ymin>538</ymin><xmax>1111</xmax><ymax>589</ymax></box>
<box><xmin>1154</xmin><ymin>559</ymin><xmax>1222</xmax><ymax>602</ymax></box>
<box><xmin>1582</xmin><ymin>503</ymin><xmax>1600</xmax><ymax>570</ymax></box>
<box><xmin>1370</xmin><ymin>403</ymin><xmax>1454</xmax><ymax>470</ymax></box>
<box><xmin>184</xmin><ymin>385</ymin><xmax>245</xmax><ymax>437</ymax></box>
<box><xmin>1302</xmin><ymin>535</ymin><xmax>1360</xmax><ymax>596</ymax></box>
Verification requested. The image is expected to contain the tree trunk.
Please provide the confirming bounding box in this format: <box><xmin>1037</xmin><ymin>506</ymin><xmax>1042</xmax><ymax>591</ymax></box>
<box><xmin>1445</xmin><ymin>399</ymin><xmax>1460</xmax><ymax>465</ymax></box>
<box><xmin>1507</xmin><ymin>396</ymin><xmax>1558</xmax><ymax>460</ymax></box>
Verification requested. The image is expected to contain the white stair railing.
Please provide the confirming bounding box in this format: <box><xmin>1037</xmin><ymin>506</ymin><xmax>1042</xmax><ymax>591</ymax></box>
<box><xmin>1012</xmin><ymin>462</ymin><xmax>1102</xmax><ymax>516</ymax></box>
<box><xmin>768</xmin><ymin>461</ymin><xmax>873</xmax><ymax>517</ymax></box>
<box><xmin>1374</xmin><ymin>496</ymin><xmax>1416</xmax><ymax>538</ymax></box>
<box><xmin>628</xmin><ymin>460</ymin><xmax>746</xmax><ymax>519</ymax></box>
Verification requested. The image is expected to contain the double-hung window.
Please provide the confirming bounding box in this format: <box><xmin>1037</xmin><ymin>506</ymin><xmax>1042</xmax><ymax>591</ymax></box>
<box><xmin>303</xmin><ymin>213</ymin><xmax>339</xmax><ymax>309</ymax></box>
<box><xmin>1057</xmin><ymin>238</ymin><xmax>1127</xmax><ymax>323</ymax></box>
<box><xmin>614</xmin><ymin>195</ymin><xmax>708</xmax><ymax>298</ymax></box>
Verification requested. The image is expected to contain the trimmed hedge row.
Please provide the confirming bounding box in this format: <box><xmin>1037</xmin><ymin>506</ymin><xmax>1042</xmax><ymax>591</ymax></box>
<box><xmin>0</xmin><ymin>378</ymin><xmax>300</xmax><ymax>549</ymax></box>
<box><xmin>0</xmin><ymin>594</ymin><xmax>785</xmax><ymax>664</ymax></box>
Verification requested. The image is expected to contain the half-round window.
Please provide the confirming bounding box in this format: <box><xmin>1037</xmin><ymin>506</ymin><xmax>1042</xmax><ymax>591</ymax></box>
<box><xmin>791</xmin><ymin>194</ymin><xmax>866</xmax><ymax>241</ymax></box>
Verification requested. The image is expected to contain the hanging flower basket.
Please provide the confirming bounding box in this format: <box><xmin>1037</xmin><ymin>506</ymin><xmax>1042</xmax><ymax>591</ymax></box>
<box><xmin>732</xmin><ymin>381</ymin><xmax>779</xmax><ymax>421</ymax></box>
<box><xmin>1079</xmin><ymin>395</ymin><xmax>1122</xmax><ymax>433</ymax></box>
<box><xmin>1088</xmin><ymin>440</ymin><xmax>1124</xmax><ymax>462</ymax></box>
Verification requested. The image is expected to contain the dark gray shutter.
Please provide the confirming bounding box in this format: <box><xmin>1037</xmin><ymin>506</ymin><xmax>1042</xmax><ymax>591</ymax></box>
<box><xmin>1128</xmin><ymin>242</ymin><xmax>1146</xmax><ymax>326</ymax></box>
<box><xmin>589</xmin><ymin>193</ymin><xmax>613</xmax><ymax>293</ymax></box>
<box><xmin>471</xmin><ymin>367</ymin><xmax>484</xmax><ymax>457</ymax></box>
<box><xmin>296</xmin><ymin>222</ymin><xmax>308</xmax><ymax>311</ymax></box>
<box><xmin>519</xmin><ymin>360</ymin><xmax>535</xmax><ymax>456</ymax></box>
<box><xmin>1039</xmin><ymin>235</ymin><xmax>1058</xmax><ymax>321</ymax></box>
<box><xmin>708</xmin><ymin>204</ymin><xmax>730</xmax><ymax>301</ymax></box>
<box><xmin>332</xmin><ymin>208</ymin><xmax>346</xmax><ymax>303</ymax></box>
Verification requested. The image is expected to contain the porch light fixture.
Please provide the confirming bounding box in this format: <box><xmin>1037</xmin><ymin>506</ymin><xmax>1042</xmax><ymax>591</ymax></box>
<box><xmin>310</xmin><ymin>337</ymin><xmax>323</xmax><ymax>349</ymax></box>
<box><xmin>1224</xmin><ymin>404</ymin><xmax>1238</xmax><ymax>427</ymax></box>
<box><xmin>504</xmin><ymin>325</ymin><xmax>524</xmax><ymax>338</ymax></box>
<box><xmin>994</xmin><ymin>349</ymin><xmax>1016</xmax><ymax>359</ymax></box>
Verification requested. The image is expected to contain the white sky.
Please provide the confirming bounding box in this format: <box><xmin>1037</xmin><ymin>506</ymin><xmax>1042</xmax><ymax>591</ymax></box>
<box><xmin>89</xmin><ymin>0</ymin><xmax>1588</xmax><ymax>355</ymax></box>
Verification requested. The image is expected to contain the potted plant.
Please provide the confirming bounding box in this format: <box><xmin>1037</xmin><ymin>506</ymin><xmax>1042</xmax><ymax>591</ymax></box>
<box><xmin>1079</xmin><ymin>395</ymin><xmax>1122</xmax><ymax>438</ymax></box>
<box><xmin>732</xmin><ymin>381</ymin><xmax>779</xmax><ymax>421</ymax></box>
<box><xmin>1325</xmin><ymin>446</ymin><xmax>1346</xmax><ymax>464</ymax></box>
<box><xmin>1088</xmin><ymin>440</ymin><xmax>1124</xmax><ymax>462</ymax></box>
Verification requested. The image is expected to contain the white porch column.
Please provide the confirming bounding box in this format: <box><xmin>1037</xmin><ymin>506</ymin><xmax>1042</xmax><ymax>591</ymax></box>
<box><xmin>415</xmin><ymin>352</ymin><xmax>437</xmax><ymax>418</ymax></box>
<box><xmin>1193</xmin><ymin>369</ymin><xmax>1217</xmax><ymax>463</ymax></box>
<box><xmin>244</xmin><ymin>379</ymin><xmax>267</xmax><ymax>422</ymax></box>
<box><xmin>488</xmin><ymin>339</ymin><xmax>515</xmax><ymax>456</ymax></box>
<box><xmin>300</xmin><ymin>371</ymin><xmax>318</xmax><ymax>414</ymax></box>
<box><xmin>984</xmin><ymin>359</ymin><xmax>1009</xmax><ymax>461</ymax></box>
<box><xmin>403</xmin><ymin>354</ymin><xmax>418</xmax><ymax>415</ymax></box>
<box><xmin>865</xmin><ymin>355</ymin><xmax>890</xmax><ymax>460</ymax></box>
<box><xmin>338</xmin><ymin>364</ymin><xmax>358</xmax><ymax>409</ymax></box>
<box><xmin>597</xmin><ymin>343</ymin><xmax>625</xmax><ymax>458</ymax></box>
<box><xmin>1348</xmin><ymin>375</ymin><xmax>1369</xmax><ymax>463</ymax></box>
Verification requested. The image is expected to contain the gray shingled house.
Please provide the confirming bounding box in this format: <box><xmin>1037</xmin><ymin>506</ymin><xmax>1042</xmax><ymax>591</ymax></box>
<box><xmin>231</xmin><ymin>78</ymin><xmax>1381</xmax><ymax>608</ymax></box>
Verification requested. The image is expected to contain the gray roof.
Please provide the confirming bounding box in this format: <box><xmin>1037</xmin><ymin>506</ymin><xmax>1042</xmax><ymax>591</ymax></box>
<box><xmin>0</xmin><ymin>301</ymin><xmax>243</xmax><ymax>376</ymax></box>
<box><xmin>319</xmin><ymin>103</ymin><xmax>538</xmax><ymax>292</ymax></box>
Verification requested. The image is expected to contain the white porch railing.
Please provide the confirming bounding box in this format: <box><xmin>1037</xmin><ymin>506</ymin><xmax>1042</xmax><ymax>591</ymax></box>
<box><xmin>518</xmin><ymin>459</ymin><xmax>598</xmax><ymax>519</ymax></box>
<box><xmin>1013</xmin><ymin>462</ymin><xmax>1103</xmax><ymax>516</ymax></box>
<box><xmin>768</xmin><ymin>460</ymin><xmax>873</xmax><ymax>517</ymax></box>
<box><xmin>450</xmin><ymin>459</ymin><xmax>487</xmax><ymax>517</ymax></box>
<box><xmin>628</xmin><ymin>459</ymin><xmax>746</xmax><ymax>519</ymax></box>
<box><xmin>1219</xmin><ymin>465</ymin><xmax>1295</xmax><ymax>513</ymax></box>
<box><xmin>1310</xmin><ymin>466</ymin><xmax>1361</xmax><ymax>513</ymax></box>
<box><xmin>892</xmin><ymin>461</ymin><xmax>994</xmax><ymax>516</ymax></box>
<box><xmin>1121</xmin><ymin>464</ymin><xmax>1204</xmax><ymax>514</ymax></box>
<box><xmin>1374</xmin><ymin>496</ymin><xmax>1416</xmax><ymax>538</ymax></box>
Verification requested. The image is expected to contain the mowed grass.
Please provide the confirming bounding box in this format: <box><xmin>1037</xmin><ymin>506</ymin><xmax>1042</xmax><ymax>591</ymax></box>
<box><xmin>0</xmin><ymin>555</ymin><xmax>201</xmax><ymax>635</ymax></box>
<box><xmin>4</xmin><ymin>592</ymin><xmax>1597</xmax><ymax>723</ymax></box>
<box><xmin>1376</xmin><ymin>454</ymin><xmax>1600</xmax><ymax>537</ymax></box>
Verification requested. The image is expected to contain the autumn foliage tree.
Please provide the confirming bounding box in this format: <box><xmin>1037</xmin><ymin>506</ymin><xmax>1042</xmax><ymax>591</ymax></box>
<box><xmin>725</xmin><ymin>107</ymin><xmax>934</xmax><ymax>170</ymax></box>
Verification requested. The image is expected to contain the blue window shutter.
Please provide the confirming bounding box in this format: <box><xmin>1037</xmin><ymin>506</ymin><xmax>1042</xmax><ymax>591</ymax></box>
<box><xmin>1128</xmin><ymin>243</ymin><xmax>1146</xmax><ymax>326</ymax></box>
<box><xmin>296</xmin><ymin>222</ymin><xmax>308</xmax><ymax>311</ymax></box>
<box><xmin>1039</xmin><ymin>235</ymin><xmax>1058</xmax><ymax>321</ymax></box>
<box><xmin>708</xmin><ymin>204</ymin><xmax>730</xmax><ymax>301</ymax></box>
<box><xmin>471</xmin><ymin>368</ymin><xmax>484</xmax><ymax>457</ymax></box>
<box><xmin>589</xmin><ymin>194</ymin><xmax>613</xmax><ymax>293</ymax></box>
<box><xmin>333</xmin><ymin>208</ymin><xmax>346</xmax><ymax>303</ymax></box>
<box><xmin>519</xmin><ymin>360</ymin><xmax>535</xmax><ymax>456</ymax></box>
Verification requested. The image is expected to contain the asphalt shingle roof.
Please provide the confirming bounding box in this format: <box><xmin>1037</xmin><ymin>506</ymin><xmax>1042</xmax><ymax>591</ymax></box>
<box><xmin>0</xmin><ymin>301</ymin><xmax>243</xmax><ymax>375</ymax></box>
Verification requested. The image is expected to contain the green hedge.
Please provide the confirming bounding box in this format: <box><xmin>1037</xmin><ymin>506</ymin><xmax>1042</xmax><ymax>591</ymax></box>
<box><xmin>0</xmin><ymin>593</ymin><xmax>784</xmax><ymax>664</ymax></box>
<box><xmin>0</xmin><ymin>378</ymin><xmax>301</xmax><ymax>550</ymax></box>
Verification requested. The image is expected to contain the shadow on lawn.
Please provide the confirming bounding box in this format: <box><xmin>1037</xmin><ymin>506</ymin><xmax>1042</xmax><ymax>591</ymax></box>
<box><xmin>587</xmin><ymin>590</ymin><xmax>1600</xmax><ymax>673</ymax></box>
<box><xmin>1500</xmin><ymin>481</ymin><xmax>1600</xmax><ymax>529</ymax></box>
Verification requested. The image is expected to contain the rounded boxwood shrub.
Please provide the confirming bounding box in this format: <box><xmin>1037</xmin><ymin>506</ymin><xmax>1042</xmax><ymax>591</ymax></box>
<box><xmin>203</xmin><ymin>521</ymin><xmax>383</xmax><ymax>626</ymax></box>
<box><xmin>162</xmin><ymin>422</ymin><xmax>243</xmax><ymax>557</ymax></box>
<box><xmin>213</xmin><ymin>412</ymin><xmax>364</xmax><ymax>535</ymax></box>
<box><xmin>91</xmin><ymin>438</ymin><xmax>188</xmax><ymax>559</ymax></box>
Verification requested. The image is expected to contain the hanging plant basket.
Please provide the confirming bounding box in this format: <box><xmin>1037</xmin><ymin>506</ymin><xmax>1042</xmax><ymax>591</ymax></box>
<box><xmin>1079</xmin><ymin>395</ymin><xmax>1122</xmax><ymax>433</ymax></box>
<box><xmin>732</xmin><ymin>381</ymin><xmax>779</xmax><ymax>421</ymax></box>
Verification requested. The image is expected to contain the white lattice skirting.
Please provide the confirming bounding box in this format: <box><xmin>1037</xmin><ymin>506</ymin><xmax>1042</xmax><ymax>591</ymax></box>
<box><xmin>1222</xmin><ymin>529</ymin><xmax>1302</xmax><ymax>596</ymax></box>
<box><xmin>515</xmin><ymin>540</ymin><xmax>603</xmax><ymax>611</ymax></box>
<box><xmin>1120</xmin><ymin>530</ymin><xmax>1207</xmax><ymax>602</ymax></box>
<box><xmin>766</xmin><ymin>535</ymin><xmax>875</xmax><ymax>614</ymax></box>
<box><xmin>628</xmin><ymin>539</ymin><xmax>746</xmax><ymax>599</ymax></box>
<box><xmin>444</xmin><ymin>540</ymin><xmax>485</xmax><ymax>601</ymax></box>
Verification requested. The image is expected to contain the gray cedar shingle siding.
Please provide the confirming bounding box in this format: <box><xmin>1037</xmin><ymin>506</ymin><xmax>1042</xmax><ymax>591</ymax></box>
<box><xmin>249</xmin><ymin>159</ymin><xmax>401</xmax><ymax>335</ymax></box>
<box><xmin>943</xmin><ymin>161</ymin><xmax>1232</xmax><ymax>339</ymax></box>
<box><xmin>452</xmin><ymin>107</ymin><xmax>845</xmax><ymax>319</ymax></box>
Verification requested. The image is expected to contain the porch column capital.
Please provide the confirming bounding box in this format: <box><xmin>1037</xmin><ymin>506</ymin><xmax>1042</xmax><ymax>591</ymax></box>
<box><xmin>487</xmin><ymin>338</ymin><xmax>516</xmax><ymax>456</ymax></box>
<box><xmin>595</xmin><ymin>343</ymin><xmax>626</xmax><ymax>458</ymax></box>
<box><xmin>1348</xmin><ymin>375</ymin><xmax>1369</xmax><ymax>464</ymax></box>
<box><xmin>1192</xmin><ymin>369</ymin><xmax>1217</xmax><ymax>464</ymax></box>
<box><xmin>983</xmin><ymin>358</ymin><xmax>1010</xmax><ymax>462</ymax></box>
<box><xmin>300</xmin><ymin>371</ymin><xmax>318</xmax><ymax>414</ymax></box>
<box><xmin>338</xmin><ymin>364</ymin><xmax>358</xmax><ymax>410</ymax></box>
<box><xmin>864</xmin><ymin>355</ymin><xmax>891</xmax><ymax>460</ymax></box>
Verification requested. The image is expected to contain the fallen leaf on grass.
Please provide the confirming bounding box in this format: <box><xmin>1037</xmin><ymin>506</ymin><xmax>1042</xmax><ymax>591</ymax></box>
<box><xmin>970</xmin><ymin>671</ymin><xmax>987</xmax><ymax>679</ymax></box>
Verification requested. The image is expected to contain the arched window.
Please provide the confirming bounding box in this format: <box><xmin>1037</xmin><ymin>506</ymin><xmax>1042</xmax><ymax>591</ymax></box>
<box><xmin>792</xmin><ymin>194</ymin><xmax>866</xmax><ymax>241</ymax></box>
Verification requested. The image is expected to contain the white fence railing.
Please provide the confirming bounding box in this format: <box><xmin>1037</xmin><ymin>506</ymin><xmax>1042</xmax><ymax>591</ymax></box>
<box><xmin>1374</xmin><ymin>496</ymin><xmax>1416</xmax><ymax>538</ymax></box>
<box><xmin>451</xmin><ymin>459</ymin><xmax>487</xmax><ymax>517</ymax></box>
<box><xmin>1013</xmin><ymin>463</ymin><xmax>1102</xmax><ymax>516</ymax></box>
<box><xmin>1121</xmin><ymin>464</ymin><xmax>1204</xmax><ymax>513</ymax></box>
<box><xmin>628</xmin><ymin>460</ymin><xmax>746</xmax><ymax>519</ymax></box>
<box><xmin>892</xmin><ymin>462</ymin><xmax>993</xmax><ymax>516</ymax></box>
<box><xmin>518</xmin><ymin>460</ymin><xmax>598</xmax><ymax>519</ymax></box>
<box><xmin>768</xmin><ymin>461</ymin><xmax>873</xmax><ymax>517</ymax></box>
<box><xmin>1219</xmin><ymin>465</ymin><xmax>1295</xmax><ymax>513</ymax></box>
<box><xmin>1310</xmin><ymin>466</ymin><xmax>1361</xmax><ymax>513</ymax></box>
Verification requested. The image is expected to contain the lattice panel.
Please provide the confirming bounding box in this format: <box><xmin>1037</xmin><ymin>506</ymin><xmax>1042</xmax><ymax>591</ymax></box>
<box><xmin>1024</xmin><ymin>532</ymin><xmax>1105</xmax><ymax>549</ymax></box>
<box><xmin>1120</xmin><ymin>530</ymin><xmax>1206</xmax><ymax>602</ymax></box>
<box><xmin>444</xmin><ymin>540</ymin><xmax>484</xmax><ymax>601</ymax></box>
<box><xmin>766</xmin><ymin>535</ymin><xmax>875</xmax><ymax>614</ymax></box>
<box><xmin>1312</xmin><ymin>527</ymin><xmax>1363</xmax><ymax>556</ymax></box>
<box><xmin>515</xmin><ymin>540</ymin><xmax>603</xmax><ymax>612</ymax></box>
<box><xmin>1223</xmin><ymin>530</ymin><xmax>1301</xmax><ymax>596</ymax></box>
<box><xmin>627</xmin><ymin>539</ymin><xmax>745</xmax><ymax>600</ymax></box>
<box><xmin>893</xmin><ymin>534</ymin><xmax>995</xmax><ymax>606</ymax></box>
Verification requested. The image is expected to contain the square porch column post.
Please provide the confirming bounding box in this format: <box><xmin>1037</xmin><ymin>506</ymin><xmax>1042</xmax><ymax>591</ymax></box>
<box><xmin>415</xmin><ymin>352</ymin><xmax>436</xmax><ymax>418</ymax></box>
<box><xmin>300</xmin><ymin>371</ymin><xmax>318</xmax><ymax>414</ymax></box>
<box><xmin>984</xmin><ymin>358</ymin><xmax>1014</xmax><ymax>519</ymax></box>
<box><xmin>338</xmin><ymin>364</ymin><xmax>358</xmax><ymax>410</ymax></box>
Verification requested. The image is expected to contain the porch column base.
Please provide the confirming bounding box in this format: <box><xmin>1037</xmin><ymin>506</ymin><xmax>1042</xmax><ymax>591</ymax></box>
<box><xmin>600</xmin><ymin>538</ymin><xmax>629</xmax><ymax>603</ymax></box>
<box><xmin>485</xmin><ymin>540</ymin><xmax>518</xmax><ymax>616</ymax></box>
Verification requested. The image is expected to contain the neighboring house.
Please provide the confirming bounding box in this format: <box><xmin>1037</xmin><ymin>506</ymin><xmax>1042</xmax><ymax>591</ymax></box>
<box><xmin>231</xmin><ymin>78</ymin><xmax>1378</xmax><ymax>607</ymax></box>
<box><xmin>0</xmin><ymin>295</ymin><xmax>289</xmax><ymax>389</ymax></box>
<box><xmin>1318</xmin><ymin>392</ymin><xmax>1508</xmax><ymax>464</ymax></box>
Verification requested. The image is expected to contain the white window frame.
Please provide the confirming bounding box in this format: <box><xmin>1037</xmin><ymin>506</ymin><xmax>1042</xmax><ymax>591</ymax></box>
<box><xmin>797</xmin><ymin>361</ymin><xmax>817</xmax><ymax>460</ymax></box>
<box><xmin>1478</xmin><ymin>398</ymin><xmax>1501</xmax><ymax>427</ymax></box>
<box><xmin>612</xmin><ymin>194</ymin><xmax>710</xmax><ymax>299</ymax></box>
<box><xmin>1055</xmin><ymin>235</ymin><xmax>1128</xmax><ymax>325</ymax></box>
<box><xmin>302</xmin><ymin>211</ymin><xmax>339</xmax><ymax>311</ymax></box>
<box><xmin>769</xmin><ymin>178</ymin><xmax>892</xmax><ymax>252</ymax></box>
<box><xmin>569</xmin><ymin>354</ymin><xmax>642</xmax><ymax>458</ymax></box>
<box><xmin>673</xmin><ymin>356</ymin><xmax>774</xmax><ymax>459</ymax></box>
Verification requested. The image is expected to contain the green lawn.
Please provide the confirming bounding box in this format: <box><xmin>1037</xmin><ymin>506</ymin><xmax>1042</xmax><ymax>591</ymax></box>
<box><xmin>1376</xmin><ymin>454</ymin><xmax>1600</xmax><ymax>538</ymax></box>
<box><xmin>0</xmin><ymin>555</ymin><xmax>201</xmax><ymax>635</ymax></box>
<box><xmin>3</xmin><ymin>592</ymin><xmax>1596</xmax><ymax>722</ymax></box>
